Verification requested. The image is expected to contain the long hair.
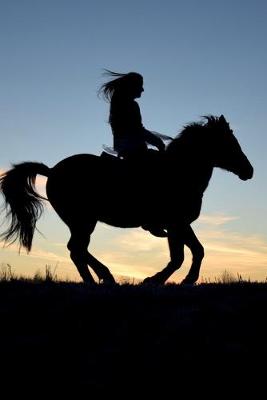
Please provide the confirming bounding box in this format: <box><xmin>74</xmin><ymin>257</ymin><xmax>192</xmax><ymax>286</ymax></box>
<box><xmin>98</xmin><ymin>69</ymin><xmax>143</xmax><ymax>102</ymax></box>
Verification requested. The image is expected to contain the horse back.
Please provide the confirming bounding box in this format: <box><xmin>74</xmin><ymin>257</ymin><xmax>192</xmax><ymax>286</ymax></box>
<box><xmin>47</xmin><ymin>152</ymin><xmax>148</xmax><ymax>198</ymax></box>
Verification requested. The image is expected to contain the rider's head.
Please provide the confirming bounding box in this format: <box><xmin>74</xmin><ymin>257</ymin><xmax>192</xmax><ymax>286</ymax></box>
<box><xmin>99</xmin><ymin>70</ymin><xmax>144</xmax><ymax>101</ymax></box>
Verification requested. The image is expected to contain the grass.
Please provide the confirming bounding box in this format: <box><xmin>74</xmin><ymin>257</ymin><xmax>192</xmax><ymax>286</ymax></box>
<box><xmin>0</xmin><ymin>263</ymin><xmax>262</xmax><ymax>284</ymax></box>
<box><xmin>0</xmin><ymin>263</ymin><xmax>60</xmax><ymax>283</ymax></box>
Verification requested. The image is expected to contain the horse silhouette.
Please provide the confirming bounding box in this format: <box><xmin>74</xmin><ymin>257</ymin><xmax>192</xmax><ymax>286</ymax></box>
<box><xmin>0</xmin><ymin>115</ymin><xmax>253</xmax><ymax>285</ymax></box>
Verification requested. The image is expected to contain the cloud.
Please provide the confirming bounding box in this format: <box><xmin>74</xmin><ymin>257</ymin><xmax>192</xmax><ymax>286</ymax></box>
<box><xmin>30</xmin><ymin>247</ymin><xmax>69</xmax><ymax>263</ymax></box>
<box><xmin>197</xmin><ymin>213</ymin><xmax>239</xmax><ymax>226</ymax></box>
<box><xmin>116</xmin><ymin>229</ymin><xmax>166</xmax><ymax>252</ymax></box>
<box><xmin>0</xmin><ymin>240</ymin><xmax>69</xmax><ymax>263</ymax></box>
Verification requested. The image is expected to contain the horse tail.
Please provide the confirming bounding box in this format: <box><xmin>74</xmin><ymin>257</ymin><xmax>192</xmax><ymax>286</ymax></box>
<box><xmin>0</xmin><ymin>162</ymin><xmax>50</xmax><ymax>252</ymax></box>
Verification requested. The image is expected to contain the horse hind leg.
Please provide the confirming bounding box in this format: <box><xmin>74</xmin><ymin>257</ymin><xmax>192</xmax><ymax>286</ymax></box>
<box><xmin>67</xmin><ymin>224</ymin><xmax>116</xmax><ymax>284</ymax></box>
<box><xmin>67</xmin><ymin>227</ymin><xmax>96</xmax><ymax>284</ymax></box>
<box><xmin>86</xmin><ymin>252</ymin><xmax>116</xmax><ymax>284</ymax></box>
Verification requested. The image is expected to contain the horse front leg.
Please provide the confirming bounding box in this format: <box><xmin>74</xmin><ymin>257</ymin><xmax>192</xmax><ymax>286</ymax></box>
<box><xmin>181</xmin><ymin>225</ymin><xmax>204</xmax><ymax>285</ymax></box>
<box><xmin>143</xmin><ymin>226</ymin><xmax>185</xmax><ymax>285</ymax></box>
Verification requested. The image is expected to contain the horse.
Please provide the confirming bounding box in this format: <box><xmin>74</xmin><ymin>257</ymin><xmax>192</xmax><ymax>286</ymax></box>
<box><xmin>0</xmin><ymin>115</ymin><xmax>253</xmax><ymax>285</ymax></box>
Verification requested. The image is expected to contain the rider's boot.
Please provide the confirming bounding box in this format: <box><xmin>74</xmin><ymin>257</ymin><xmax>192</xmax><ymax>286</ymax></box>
<box><xmin>142</xmin><ymin>224</ymin><xmax>167</xmax><ymax>238</ymax></box>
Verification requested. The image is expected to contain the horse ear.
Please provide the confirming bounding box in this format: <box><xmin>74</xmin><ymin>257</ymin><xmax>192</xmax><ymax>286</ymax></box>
<box><xmin>219</xmin><ymin>114</ymin><xmax>226</xmax><ymax>122</ymax></box>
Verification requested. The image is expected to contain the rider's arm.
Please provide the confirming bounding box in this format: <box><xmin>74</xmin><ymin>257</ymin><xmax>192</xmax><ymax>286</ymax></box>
<box><xmin>143</xmin><ymin>129</ymin><xmax>165</xmax><ymax>152</ymax></box>
<box><xmin>132</xmin><ymin>102</ymin><xmax>165</xmax><ymax>152</ymax></box>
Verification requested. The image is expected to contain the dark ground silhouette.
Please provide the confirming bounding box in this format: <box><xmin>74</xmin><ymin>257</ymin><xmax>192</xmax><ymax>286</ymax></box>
<box><xmin>0</xmin><ymin>281</ymin><xmax>266</xmax><ymax>395</ymax></box>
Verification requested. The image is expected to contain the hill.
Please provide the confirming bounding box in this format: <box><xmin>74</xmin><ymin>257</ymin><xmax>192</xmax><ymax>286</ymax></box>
<box><xmin>0</xmin><ymin>280</ymin><xmax>266</xmax><ymax>395</ymax></box>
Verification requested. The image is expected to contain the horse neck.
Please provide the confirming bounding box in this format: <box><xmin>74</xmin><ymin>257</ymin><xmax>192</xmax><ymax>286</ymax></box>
<box><xmin>167</xmin><ymin>143</ymin><xmax>214</xmax><ymax>195</ymax></box>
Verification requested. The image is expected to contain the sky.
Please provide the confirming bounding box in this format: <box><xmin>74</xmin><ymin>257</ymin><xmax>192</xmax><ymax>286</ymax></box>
<box><xmin>0</xmin><ymin>0</ymin><xmax>267</xmax><ymax>283</ymax></box>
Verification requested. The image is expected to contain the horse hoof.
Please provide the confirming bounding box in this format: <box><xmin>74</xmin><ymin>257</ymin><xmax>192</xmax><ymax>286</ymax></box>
<box><xmin>142</xmin><ymin>276</ymin><xmax>163</xmax><ymax>286</ymax></box>
<box><xmin>180</xmin><ymin>279</ymin><xmax>196</xmax><ymax>286</ymax></box>
<box><xmin>142</xmin><ymin>277</ymin><xmax>155</xmax><ymax>285</ymax></box>
<box><xmin>105</xmin><ymin>277</ymin><xmax>116</xmax><ymax>285</ymax></box>
<box><xmin>99</xmin><ymin>277</ymin><xmax>117</xmax><ymax>285</ymax></box>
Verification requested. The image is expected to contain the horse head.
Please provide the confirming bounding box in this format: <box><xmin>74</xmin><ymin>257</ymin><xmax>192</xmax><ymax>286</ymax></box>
<box><xmin>205</xmin><ymin>114</ymin><xmax>253</xmax><ymax>181</ymax></box>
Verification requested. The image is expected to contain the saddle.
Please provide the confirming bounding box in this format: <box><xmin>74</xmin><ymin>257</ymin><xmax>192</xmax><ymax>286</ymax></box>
<box><xmin>100</xmin><ymin>150</ymin><xmax>120</xmax><ymax>161</ymax></box>
<box><xmin>100</xmin><ymin>147</ymin><xmax>164</xmax><ymax>165</ymax></box>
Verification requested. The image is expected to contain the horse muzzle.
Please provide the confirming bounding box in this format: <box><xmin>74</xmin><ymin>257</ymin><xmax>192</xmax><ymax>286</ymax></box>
<box><xmin>239</xmin><ymin>164</ymin><xmax>254</xmax><ymax>181</ymax></box>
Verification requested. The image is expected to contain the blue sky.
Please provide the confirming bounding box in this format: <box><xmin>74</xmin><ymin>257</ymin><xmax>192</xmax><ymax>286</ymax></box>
<box><xmin>0</xmin><ymin>0</ymin><xmax>267</xmax><ymax>282</ymax></box>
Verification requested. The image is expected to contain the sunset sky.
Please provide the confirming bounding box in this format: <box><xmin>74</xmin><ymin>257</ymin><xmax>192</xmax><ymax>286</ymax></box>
<box><xmin>1</xmin><ymin>0</ymin><xmax>267</xmax><ymax>283</ymax></box>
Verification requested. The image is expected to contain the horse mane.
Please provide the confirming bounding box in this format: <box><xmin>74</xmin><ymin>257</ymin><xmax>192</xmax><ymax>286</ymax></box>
<box><xmin>166</xmin><ymin>115</ymin><xmax>219</xmax><ymax>153</ymax></box>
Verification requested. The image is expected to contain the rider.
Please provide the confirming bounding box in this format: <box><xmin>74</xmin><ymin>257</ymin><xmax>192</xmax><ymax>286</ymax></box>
<box><xmin>99</xmin><ymin>69</ymin><xmax>167</xmax><ymax>237</ymax></box>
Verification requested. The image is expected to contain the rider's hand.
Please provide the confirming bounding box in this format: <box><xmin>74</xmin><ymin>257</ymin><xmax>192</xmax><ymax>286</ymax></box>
<box><xmin>157</xmin><ymin>142</ymin><xmax>165</xmax><ymax>153</ymax></box>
